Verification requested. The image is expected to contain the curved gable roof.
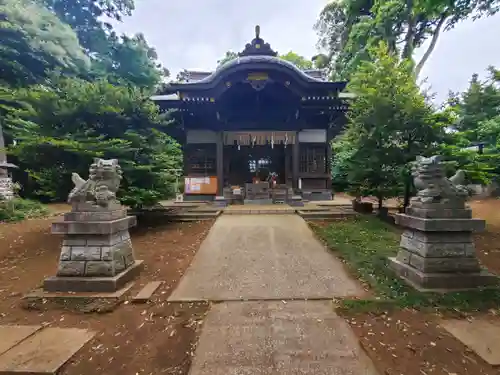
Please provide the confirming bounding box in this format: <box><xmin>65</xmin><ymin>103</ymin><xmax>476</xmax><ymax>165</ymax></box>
<box><xmin>161</xmin><ymin>26</ymin><xmax>347</xmax><ymax>94</ymax></box>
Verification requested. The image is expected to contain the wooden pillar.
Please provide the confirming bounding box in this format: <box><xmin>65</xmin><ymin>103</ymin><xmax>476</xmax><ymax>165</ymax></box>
<box><xmin>216</xmin><ymin>131</ymin><xmax>224</xmax><ymax>196</ymax></box>
<box><xmin>326</xmin><ymin>130</ymin><xmax>333</xmax><ymax>190</ymax></box>
<box><xmin>284</xmin><ymin>146</ymin><xmax>290</xmax><ymax>186</ymax></box>
<box><xmin>292</xmin><ymin>133</ymin><xmax>300</xmax><ymax>190</ymax></box>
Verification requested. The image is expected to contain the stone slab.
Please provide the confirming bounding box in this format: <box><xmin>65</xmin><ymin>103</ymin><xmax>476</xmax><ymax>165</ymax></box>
<box><xmin>71</xmin><ymin>201</ymin><xmax>122</xmax><ymax>212</ymax></box>
<box><xmin>189</xmin><ymin>301</ymin><xmax>378</xmax><ymax>375</ymax></box>
<box><xmin>25</xmin><ymin>282</ymin><xmax>134</xmax><ymax>300</ymax></box>
<box><xmin>440</xmin><ymin>319</ymin><xmax>500</xmax><ymax>365</ymax></box>
<box><xmin>406</xmin><ymin>207</ymin><xmax>472</xmax><ymax>219</ymax></box>
<box><xmin>408</xmin><ymin>253</ymin><xmax>480</xmax><ymax>273</ymax></box>
<box><xmin>51</xmin><ymin>216</ymin><xmax>136</xmax><ymax>235</ymax></box>
<box><xmin>403</xmin><ymin>230</ymin><xmax>473</xmax><ymax>243</ymax></box>
<box><xmin>395</xmin><ymin>214</ymin><xmax>485</xmax><ymax>232</ymax></box>
<box><xmin>44</xmin><ymin>260</ymin><xmax>143</xmax><ymax>293</ymax></box>
<box><xmin>388</xmin><ymin>257</ymin><xmax>499</xmax><ymax>291</ymax></box>
<box><xmin>63</xmin><ymin>208</ymin><xmax>127</xmax><ymax>222</ymax></box>
<box><xmin>0</xmin><ymin>326</ymin><xmax>43</xmax><ymax>357</ymax></box>
<box><xmin>132</xmin><ymin>281</ymin><xmax>163</xmax><ymax>303</ymax></box>
<box><xmin>169</xmin><ymin>215</ymin><xmax>364</xmax><ymax>301</ymax></box>
<box><xmin>0</xmin><ymin>327</ymin><xmax>95</xmax><ymax>374</ymax></box>
<box><xmin>62</xmin><ymin>230</ymin><xmax>131</xmax><ymax>247</ymax></box>
<box><xmin>399</xmin><ymin>234</ymin><xmax>476</xmax><ymax>258</ymax></box>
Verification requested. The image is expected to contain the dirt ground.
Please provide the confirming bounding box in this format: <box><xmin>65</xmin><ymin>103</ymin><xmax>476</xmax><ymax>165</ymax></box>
<box><xmin>338</xmin><ymin>198</ymin><xmax>500</xmax><ymax>375</ymax></box>
<box><xmin>0</xmin><ymin>207</ymin><xmax>213</xmax><ymax>375</ymax></box>
<box><xmin>345</xmin><ymin>309</ymin><xmax>500</xmax><ymax>375</ymax></box>
<box><xmin>1</xmin><ymin>200</ymin><xmax>500</xmax><ymax>375</ymax></box>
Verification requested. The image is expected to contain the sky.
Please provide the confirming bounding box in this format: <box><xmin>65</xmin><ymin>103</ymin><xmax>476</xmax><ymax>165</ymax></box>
<box><xmin>114</xmin><ymin>0</ymin><xmax>500</xmax><ymax>104</ymax></box>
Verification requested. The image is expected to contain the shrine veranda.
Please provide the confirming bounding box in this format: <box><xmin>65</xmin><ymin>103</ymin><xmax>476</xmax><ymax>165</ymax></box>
<box><xmin>153</xmin><ymin>27</ymin><xmax>351</xmax><ymax>203</ymax></box>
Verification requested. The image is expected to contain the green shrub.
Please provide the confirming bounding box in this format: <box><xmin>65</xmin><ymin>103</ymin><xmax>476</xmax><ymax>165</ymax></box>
<box><xmin>0</xmin><ymin>198</ymin><xmax>50</xmax><ymax>222</ymax></box>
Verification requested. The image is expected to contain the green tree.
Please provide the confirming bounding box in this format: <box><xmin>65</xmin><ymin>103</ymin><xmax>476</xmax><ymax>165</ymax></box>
<box><xmin>43</xmin><ymin>0</ymin><xmax>167</xmax><ymax>90</ymax></box>
<box><xmin>216</xmin><ymin>50</ymin><xmax>315</xmax><ymax>70</ymax></box>
<box><xmin>0</xmin><ymin>0</ymin><xmax>90</xmax><ymax>86</ymax></box>
<box><xmin>315</xmin><ymin>0</ymin><xmax>500</xmax><ymax>79</ymax></box>
<box><xmin>279</xmin><ymin>51</ymin><xmax>313</xmax><ymax>69</ymax></box>
<box><xmin>217</xmin><ymin>51</ymin><xmax>238</xmax><ymax>66</ymax></box>
<box><xmin>4</xmin><ymin>78</ymin><xmax>181</xmax><ymax>208</ymax></box>
<box><xmin>42</xmin><ymin>0</ymin><xmax>134</xmax><ymax>53</ymax></box>
<box><xmin>442</xmin><ymin>67</ymin><xmax>500</xmax><ymax>185</ymax></box>
<box><xmin>0</xmin><ymin>0</ymin><xmax>89</xmax><ymax>185</ymax></box>
<box><xmin>90</xmin><ymin>33</ymin><xmax>168</xmax><ymax>91</ymax></box>
<box><xmin>333</xmin><ymin>43</ymin><xmax>445</xmax><ymax>208</ymax></box>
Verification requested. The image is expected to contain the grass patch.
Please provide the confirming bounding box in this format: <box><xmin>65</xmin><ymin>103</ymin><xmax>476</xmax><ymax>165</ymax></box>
<box><xmin>311</xmin><ymin>216</ymin><xmax>500</xmax><ymax>313</ymax></box>
<box><xmin>0</xmin><ymin>198</ymin><xmax>50</xmax><ymax>222</ymax></box>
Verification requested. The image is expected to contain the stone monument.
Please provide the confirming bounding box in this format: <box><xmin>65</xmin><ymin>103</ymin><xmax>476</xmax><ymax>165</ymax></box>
<box><xmin>44</xmin><ymin>158</ymin><xmax>143</xmax><ymax>293</ymax></box>
<box><xmin>0</xmin><ymin>161</ymin><xmax>18</xmax><ymax>200</ymax></box>
<box><xmin>388</xmin><ymin>155</ymin><xmax>498</xmax><ymax>291</ymax></box>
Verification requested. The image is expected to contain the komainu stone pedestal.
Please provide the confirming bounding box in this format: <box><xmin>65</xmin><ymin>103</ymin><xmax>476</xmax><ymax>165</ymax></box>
<box><xmin>388</xmin><ymin>155</ymin><xmax>498</xmax><ymax>291</ymax></box>
<box><xmin>43</xmin><ymin>158</ymin><xmax>143</xmax><ymax>293</ymax></box>
<box><xmin>44</xmin><ymin>203</ymin><xmax>143</xmax><ymax>292</ymax></box>
<box><xmin>388</xmin><ymin>214</ymin><xmax>497</xmax><ymax>291</ymax></box>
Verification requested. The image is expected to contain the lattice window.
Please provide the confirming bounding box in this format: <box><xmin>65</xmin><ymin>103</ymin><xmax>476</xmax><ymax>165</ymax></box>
<box><xmin>185</xmin><ymin>145</ymin><xmax>216</xmax><ymax>175</ymax></box>
<box><xmin>299</xmin><ymin>145</ymin><xmax>327</xmax><ymax>174</ymax></box>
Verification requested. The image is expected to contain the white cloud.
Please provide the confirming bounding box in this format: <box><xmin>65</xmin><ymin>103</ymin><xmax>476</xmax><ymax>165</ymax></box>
<box><xmin>114</xmin><ymin>0</ymin><xmax>500</xmax><ymax>102</ymax></box>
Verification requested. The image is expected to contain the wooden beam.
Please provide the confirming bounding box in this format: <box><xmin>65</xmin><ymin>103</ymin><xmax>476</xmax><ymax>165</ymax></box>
<box><xmin>292</xmin><ymin>136</ymin><xmax>299</xmax><ymax>190</ymax></box>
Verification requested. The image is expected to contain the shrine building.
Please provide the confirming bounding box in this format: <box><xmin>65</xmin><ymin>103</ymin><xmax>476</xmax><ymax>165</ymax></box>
<box><xmin>152</xmin><ymin>26</ymin><xmax>351</xmax><ymax>203</ymax></box>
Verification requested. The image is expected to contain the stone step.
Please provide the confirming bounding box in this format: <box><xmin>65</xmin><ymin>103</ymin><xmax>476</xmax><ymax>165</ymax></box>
<box><xmin>191</xmin><ymin>208</ymin><xmax>223</xmax><ymax>213</ymax></box>
<box><xmin>168</xmin><ymin>211</ymin><xmax>221</xmax><ymax>221</ymax></box>
<box><xmin>223</xmin><ymin>209</ymin><xmax>296</xmax><ymax>215</ymax></box>
<box><xmin>316</xmin><ymin>203</ymin><xmax>353</xmax><ymax>209</ymax></box>
<box><xmin>132</xmin><ymin>281</ymin><xmax>163</xmax><ymax>303</ymax></box>
<box><xmin>297</xmin><ymin>210</ymin><xmax>356</xmax><ymax>220</ymax></box>
<box><xmin>0</xmin><ymin>327</ymin><xmax>95</xmax><ymax>375</ymax></box>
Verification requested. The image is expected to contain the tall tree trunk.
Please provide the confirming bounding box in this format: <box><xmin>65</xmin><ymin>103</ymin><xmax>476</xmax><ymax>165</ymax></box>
<box><xmin>401</xmin><ymin>1</ymin><xmax>416</xmax><ymax>59</ymax></box>
<box><xmin>377</xmin><ymin>194</ymin><xmax>383</xmax><ymax>210</ymax></box>
<box><xmin>415</xmin><ymin>15</ymin><xmax>447</xmax><ymax>77</ymax></box>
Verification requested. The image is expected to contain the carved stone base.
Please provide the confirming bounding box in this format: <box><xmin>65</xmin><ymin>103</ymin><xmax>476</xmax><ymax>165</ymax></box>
<box><xmin>388</xmin><ymin>257</ymin><xmax>498</xmax><ymax>291</ymax></box>
<box><xmin>0</xmin><ymin>177</ymin><xmax>14</xmax><ymax>200</ymax></box>
<box><xmin>44</xmin><ymin>260</ymin><xmax>144</xmax><ymax>293</ymax></box>
<box><xmin>395</xmin><ymin>214</ymin><xmax>485</xmax><ymax>232</ymax></box>
<box><xmin>56</xmin><ymin>232</ymin><xmax>135</xmax><ymax>277</ymax></box>
<box><xmin>390</xmin><ymin>211</ymin><xmax>498</xmax><ymax>291</ymax></box>
<box><xmin>47</xmin><ymin>201</ymin><xmax>141</xmax><ymax>292</ymax></box>
<box><xmin>52</xmin><ymin>215</ymin><xmax>136</xmax><ymax>235</ymax></box>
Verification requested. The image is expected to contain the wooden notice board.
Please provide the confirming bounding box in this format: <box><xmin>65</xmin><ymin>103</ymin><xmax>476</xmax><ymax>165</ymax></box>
<box><xmin>184</xmin><ymin>176</ymin><xmax>217</xmax><ymax>195</ymax></box>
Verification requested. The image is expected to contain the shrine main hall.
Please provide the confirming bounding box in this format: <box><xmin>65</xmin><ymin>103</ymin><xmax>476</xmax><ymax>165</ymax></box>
<box><xmin>153</xmin><ymin>27</ymin><xmax>351</xmax><ymax>203</ymax></box>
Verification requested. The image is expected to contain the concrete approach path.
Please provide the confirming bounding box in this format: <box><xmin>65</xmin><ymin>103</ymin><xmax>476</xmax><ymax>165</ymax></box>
<box><xmin>168</xmin><ymin>214</ymin><xmax>365</xmax><ymax>301</ymax></box>
<box><xmin>189</xmin><ymin>301</ymin><xmax>378</xmax><ymax>375</ymax></box>
<box><xmin>170</xmin><ymin>214</ymin><xmax>377</xmax><ymax>374</ymax></box>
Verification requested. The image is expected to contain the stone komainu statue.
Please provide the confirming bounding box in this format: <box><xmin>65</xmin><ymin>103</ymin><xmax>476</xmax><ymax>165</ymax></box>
<box><xmin>68</xmin><ymin>158</ymin><xmax>123</xmax><ymax>207</ymax></box>
<box><xmin>411</xmin><ymin>155</ymin><xmax>468</xmax><ymax>207</ymax></box>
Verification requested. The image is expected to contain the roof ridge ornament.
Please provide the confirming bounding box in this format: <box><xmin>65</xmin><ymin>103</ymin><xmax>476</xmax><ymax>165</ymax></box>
<box><xmin>238</xmin><ymin>25</ymin><xmax>278</xmax><ymax>57</ymax></box>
